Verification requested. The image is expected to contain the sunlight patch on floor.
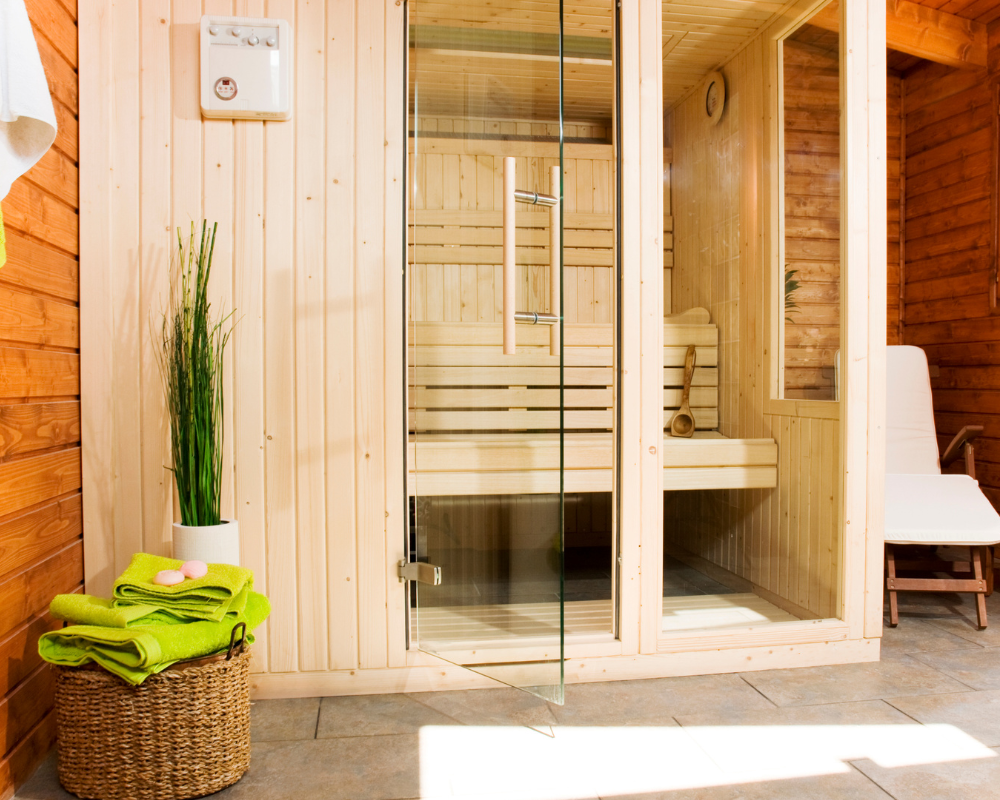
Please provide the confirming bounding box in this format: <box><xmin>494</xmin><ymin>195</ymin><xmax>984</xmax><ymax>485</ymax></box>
<box><xmin>418</xmin><ymin>723</ymin><xmax>995</xmax><ymax>799</ymax></box>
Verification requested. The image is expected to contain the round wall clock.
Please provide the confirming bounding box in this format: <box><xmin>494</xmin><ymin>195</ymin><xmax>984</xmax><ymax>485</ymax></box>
<box><xmin>704</xmin><ymin>71</ymin><xmax>726</xmax><ymax>125</ymax></box>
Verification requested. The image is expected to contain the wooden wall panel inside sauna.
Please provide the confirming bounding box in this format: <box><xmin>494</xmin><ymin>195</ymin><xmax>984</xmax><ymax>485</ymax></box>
<box><xmin>408</xmin><ymin>117</ymin><xmax>616</xmax><ymax>324</ymax></box>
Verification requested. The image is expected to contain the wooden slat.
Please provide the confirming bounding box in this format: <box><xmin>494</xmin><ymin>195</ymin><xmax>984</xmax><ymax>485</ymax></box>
<box><xmin>26</xmin><ymin>0</ymin><xmax>78</xmax><ymax>67</ymax></box>
<box><xmin>0</xmin><ymin>229</ymin><xmax>79</xmax><ymax>303</ymax></box>
<box><xmin>0</xmin><ymin>610</ymin><xmax>62</xmax><ymax>696</ymax></box>
<box><xmin>0</xmin><ymin>288</ymin><xmax>77</xmax><ymax>349</ymax></box>
<box><xmin>0</xmin><ymin>349</ymin><xmax>79</xmax><ymax>399</ymax></box>
<box><xmin>36</xmin><ymin>29</ymin><xmax>78</xmax><ymax>113</ymax></box>
<box><xmin>1</xmin><ymin>182</ymin><xmax>78</xmax><ymax>256</ymax></box>
<box><xmin>22</xmin><ymin>147</ymin><xmax>78</xmax><ymax>210</ymax></box>
<box><xmin>0</xmin><ymin>665</ymin><xmax>55</xmax><ymax>761</ymax></box>
<box><xmin>412</xmin><ymin>209</ymin><xmax>614</xmax><ymax>230</ymax></box>
<box><xmin>0</xmin><ymin>449</ymin><xmax>81</xmax><ymax>519</ymax></box>
<box><xmin>0</xmin><ymin>712</ymin><xmax>56</xmax><ymax>800</ymax></box>
<box><xmin>0</xmin><ymin>402</ymin><xmax>80</xmax><ymax>461</ymax></box>
<box><xmin>0</xmin><ymin>494</ymin><xmax>82</xmax><ymax>580</ymax></box>
<box><xmin>0</xmin><ymin>540</ymin><xmax>82</xmax><ymax>640</ymax></box>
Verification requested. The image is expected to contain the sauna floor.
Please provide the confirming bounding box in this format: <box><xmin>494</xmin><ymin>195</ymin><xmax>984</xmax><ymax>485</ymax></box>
<box><xmin>20</xmin><ymin>590</ymin><xmax>1000</xmax><ymax>800</ymax></box>
<box><xmin>415</xmin><ymin>593</ymin><xmax>800</xmax><ymax>648</ymax></box>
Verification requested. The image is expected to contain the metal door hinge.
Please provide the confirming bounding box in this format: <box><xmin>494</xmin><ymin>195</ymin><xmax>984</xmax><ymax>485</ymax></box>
<box><xmin>397</xmin><ymin>560</ymin><xmax>442</xmax><ymax>585</ymax></box>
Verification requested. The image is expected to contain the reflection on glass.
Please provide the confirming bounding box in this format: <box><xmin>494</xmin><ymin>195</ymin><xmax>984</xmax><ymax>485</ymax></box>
<box><xmin>782</xmin><ymin>2</ymin><xmax>842</xmax><ymax>401</ymax></box>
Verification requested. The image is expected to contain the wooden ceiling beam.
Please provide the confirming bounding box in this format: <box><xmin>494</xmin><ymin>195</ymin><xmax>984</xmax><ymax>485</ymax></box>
<box><xmin>811</xmin><ymin>0</ymin><xmax>987</xmax><ymax>69</ymax></box>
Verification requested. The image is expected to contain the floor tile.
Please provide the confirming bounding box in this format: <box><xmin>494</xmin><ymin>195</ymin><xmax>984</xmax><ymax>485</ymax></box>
<box><xmin>405</xmin><ymin>686</ymin><xmax>559</xmax><ymax>731</ymax></box>
<box><xmin>317</xmin><ymin>692</ymin><xmax>460</xmax><ymax>738</ymax></box>
<box><xmin>911</xmin><ymin>648</ymin><xmax>1000</xmax><ymax>690</ymax></box>
<box><xmin>213</xmin><ymin>736</ymin><xmax>422</xmax><ymax>800</ymax></box>
<box><xmin>852</xmin><ymin>746</ymin><xmax>1000</xmax><ymax>800</ymax></box>
<box><xmin>888</xmin><ymin>689</ymin><xmax>1000</xmax><ymax>747</ymax></box>
<box><xmin>251</xmin><ymin>697</ymin><xmax>321</xmax><ymax>742</ymax></box>
<box><xmin>600</xmin><ymin>767</ymin><xmax>892</xmax><ymax>799</ymax></box>
<box><xmin>549</xmin><ymin>674</ymin><xmax>773</xmax><ymax>727</ymax></box>
<box><xmin>674</xmin><ymin>699</ymin><xmax>914</xmax><ymax>728</ymax></box>
<box><xmin>740</xmin><ymin>657</ymin><xmax>969</xmax><ymax>706</ymax></box>
<box><xmin>879</xmin><ymin>617</ymin><xmax>984</xmax><ymax>659</ymax></box>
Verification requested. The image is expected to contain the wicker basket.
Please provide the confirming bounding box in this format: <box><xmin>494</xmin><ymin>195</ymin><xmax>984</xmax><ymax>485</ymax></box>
<box><xmin>53</xmin><ymin>632</ymin><xmax>252</xmax><ymax>800</ymax></box>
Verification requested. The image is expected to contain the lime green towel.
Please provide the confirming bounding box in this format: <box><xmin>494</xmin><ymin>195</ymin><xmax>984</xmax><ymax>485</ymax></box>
<box><xmin>39</xmin><ymin>591</ymin><xmax>270</xmax><ymax>685</ymax></box>
<box><xmin>113</xmin><ymin>553</ymin><xmax>253</xmax><ymax>622</ymax></box>
<box><xmin>51</xmin><ymin>586</ymin><xmax>250</xmax><ymax>628</ymax></box>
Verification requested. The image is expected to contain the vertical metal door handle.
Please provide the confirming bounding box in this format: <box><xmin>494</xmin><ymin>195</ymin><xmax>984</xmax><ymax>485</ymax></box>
<box><xmin>503</xmin><ymin>156</ymin><xmax>516</xmax><ymax>355</ymax></box>
<box><xmin>503</xmin><ymin>157</ymin><xmax>561</xmax><ymax>356</ymax></box>
<box><xmin>549</xmin><ymin>165</ymin><xmax>560</xmax><ymax>357</ymax></box>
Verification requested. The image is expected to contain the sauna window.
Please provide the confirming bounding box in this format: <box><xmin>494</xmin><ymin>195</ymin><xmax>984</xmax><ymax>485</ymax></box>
<box><xmin>779</xmin><ymin>1</ymin><xmax>842</xmax><ymax>402</ymax></box>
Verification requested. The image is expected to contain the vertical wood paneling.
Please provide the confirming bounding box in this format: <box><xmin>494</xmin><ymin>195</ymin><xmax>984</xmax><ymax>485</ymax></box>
<box><xmin>262</xmin><ymin>0</ymin><xmax>298</xmax><ymax>676</ymax></box>
<box><xmin>139</xmin><ymin>3</ymin><xmax>173</xmax><ymax>560</ymax></box>
<box><xmin>110</xmin><ymin>0</ymin><xmax>142</xmax><ymax>578</ymax></box>
<box><xmin>356</xmin><ymin>0</ymin><xmax>389</xmax><ymax>671</ymax></box>
<box><xmin>293</xmin><ymin>0</ymin><xmax>328</xmax><ymax>673</ymax></box>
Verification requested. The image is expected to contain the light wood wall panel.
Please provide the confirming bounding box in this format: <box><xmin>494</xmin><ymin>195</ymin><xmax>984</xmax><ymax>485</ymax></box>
<box><xmin>0</xmin><ymin>0</ymin><xmax>81</xmax><ymax>795</ymax></box>
<box><xmin>668</xmin><ymin>30</ymin><xmax>841</xmax><ymax>620</ymax></box>
<box><xmin>80</xmin><ymin>0</ymin><xmax>406</xmax><ymax>682</ymax></box>
<box><xmin>408</xmin><ymin>117</ymin><xmax>617</xmax><ymax>324</ymax></box>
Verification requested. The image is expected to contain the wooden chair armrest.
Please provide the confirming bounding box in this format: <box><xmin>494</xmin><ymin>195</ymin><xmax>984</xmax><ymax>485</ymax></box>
<box><xmin>941</xmin><ymin>425</ymin><xmax>984</xmax><ymax>470</ymax></box>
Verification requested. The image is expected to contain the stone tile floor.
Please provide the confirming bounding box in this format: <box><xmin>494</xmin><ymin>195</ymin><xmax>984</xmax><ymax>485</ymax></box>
<box><xmin>16</xmin><ymin>588</ymin><xmax>1000</xmax><ymax>800</ymax></box>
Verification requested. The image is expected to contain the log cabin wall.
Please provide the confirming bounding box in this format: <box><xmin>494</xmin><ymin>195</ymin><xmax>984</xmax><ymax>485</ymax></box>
<box><xmin>0</xmin><ymin>0</ymin><xmax>81</xmax><ymax>796</ymax></box>
<box><xmin>887</xmin><ymin>71</ymin><xmax>902</xmax><ymax>346</ymax></box>
<box><xmin>898</xmin><ymin>21</ymin><xmax>1000</xmax><ymax>508</ymax></box>
<box><xmin>666</xmin><ymin>29</ymin><xmax>841</xmax><ymax>621</ymax></box>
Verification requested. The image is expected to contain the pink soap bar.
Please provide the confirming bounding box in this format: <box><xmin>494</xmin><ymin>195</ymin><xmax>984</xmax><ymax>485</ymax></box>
<box><xmin>180</xmin><ymin>560</ymin><xmax>208</xmax><ymax>579</ymax></box>
<box><xmin>154</xmin><ymin>569</ymin><xmax>185</xmax><ymax>586</ymax></box>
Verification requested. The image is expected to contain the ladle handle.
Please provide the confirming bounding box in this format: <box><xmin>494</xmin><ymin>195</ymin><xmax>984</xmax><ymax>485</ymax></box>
<box><xmin>681</xmin><ymin>345</ymin><xmax>696</xmax><ymax>407</ymax></box>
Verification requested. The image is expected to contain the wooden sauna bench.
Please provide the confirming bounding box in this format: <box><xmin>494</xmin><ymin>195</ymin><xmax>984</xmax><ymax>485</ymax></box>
<box><xmin>407</xmin><ymin>308</ymin><xmax>778</xmax><ymax>496</ymax></box>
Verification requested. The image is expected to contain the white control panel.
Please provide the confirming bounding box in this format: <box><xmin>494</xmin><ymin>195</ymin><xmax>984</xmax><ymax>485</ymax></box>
<box><xmin>200</xmin><ymin>15</ymin><xmax>291</xmax><ymax>120</ymax></box>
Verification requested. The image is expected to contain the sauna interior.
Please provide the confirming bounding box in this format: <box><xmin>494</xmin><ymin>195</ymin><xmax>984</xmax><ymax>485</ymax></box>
<box><xmin>406</xmin><ymin>0</ymin><xmax>845</xmax><ymax>695</ymax></box>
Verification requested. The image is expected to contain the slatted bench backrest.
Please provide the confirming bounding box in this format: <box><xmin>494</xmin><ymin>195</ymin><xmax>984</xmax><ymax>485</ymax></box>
<box><xmin>409</xmin><ymin>309</ymin><xmax>719</xmax><ymax>435</ymax></box>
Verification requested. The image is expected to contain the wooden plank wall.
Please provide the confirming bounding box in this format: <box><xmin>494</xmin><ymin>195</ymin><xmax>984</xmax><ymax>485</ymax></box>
<box><xmin>899</xmin><ymin>24</ymin><xmax>1000</xmax><ymax>508</ymax></box>
<box><xmin>887</xmin><ymin>71</ymin><xmax>902</xmax><ymax>345</ymax></box>
<box><xmin>782</xmin><ymin>32</ymin><xmax>840</xmax><ymax>401</ymax></box>
<box><xmin>0</xmin><ymin>0</ymin><xmax>81</xmax><ymax>796</ymax></box>
<box><xmin>409</xmin><ymin>116</ymin><xmax>617</xmax><ymax>324</ymax></box>
<box><xmin>80</xmin><ymin>0</ymin><xmax>407</xmax><ymax>680</ymax></box>
<box><xmin>668</xmin><ymin>35</ymin><xmax>840</xmax><ymax>620</ymax></box>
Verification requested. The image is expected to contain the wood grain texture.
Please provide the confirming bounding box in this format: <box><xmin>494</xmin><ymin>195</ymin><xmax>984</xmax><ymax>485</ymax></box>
<box><xmin>900</xmin><ymin>30</ymin><xmax>1000</xmax><ymax>516</ymax></box>
<box><xmin>0</xmin><ymin>495</ymin><xmax>82</xmax><ymax>580</ymax></box>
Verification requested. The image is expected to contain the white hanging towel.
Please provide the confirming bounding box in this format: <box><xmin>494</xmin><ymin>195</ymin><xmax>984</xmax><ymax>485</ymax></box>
<box><xmin>0</xmin><ymin>0</ymin><xmax>57</xmax><ymax>200</ymax></box>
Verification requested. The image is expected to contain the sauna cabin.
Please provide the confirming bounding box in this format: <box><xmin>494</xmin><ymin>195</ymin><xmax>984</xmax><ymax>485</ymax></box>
<box><xmin>58</xmin><ymin>0</ymin><xmax>885</xmax><ymax>710</ymax></box>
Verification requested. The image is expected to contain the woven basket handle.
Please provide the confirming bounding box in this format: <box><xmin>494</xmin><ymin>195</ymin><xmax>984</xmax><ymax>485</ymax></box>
<box><xmin>226</xmin><ymin>622</ymin><xmax>247</xmax><ymax>660</ymax></box>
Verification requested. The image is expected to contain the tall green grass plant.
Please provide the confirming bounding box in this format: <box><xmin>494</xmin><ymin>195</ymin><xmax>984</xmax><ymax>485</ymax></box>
<box><xmin>158</xmin><ymin>221</ymin><xmax>233</xmax><ymax>527</ymax></box>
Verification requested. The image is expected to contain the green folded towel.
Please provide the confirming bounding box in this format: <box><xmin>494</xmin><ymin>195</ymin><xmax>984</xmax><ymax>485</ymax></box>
<box><xmin>113</xmin><ymin>553</ymin><xmax>253</xmax><ymax>622</ymax></box>
<box><xmin>51</xmin><ymin>585</ymin><xmax>250</xmax><ymax>628</ymax></box>
<box><xmin>39</xmin><ymin>591</ymin><xmax>270</xmax><ymax>685</ymax></box>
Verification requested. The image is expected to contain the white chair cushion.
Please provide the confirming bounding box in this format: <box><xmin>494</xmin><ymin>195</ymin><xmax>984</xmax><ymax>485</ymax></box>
<box><xmin>886</xmin><ymin>346</ymin><xmax>941</xmax><ymax>475</ymax></box>
<box><xmin>885</xmin><ymin>473</ymin><xmax>1000</xmax><ymax>546</ymax></box>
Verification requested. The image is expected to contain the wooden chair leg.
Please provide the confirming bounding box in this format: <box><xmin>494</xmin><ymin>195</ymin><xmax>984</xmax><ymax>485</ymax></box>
<box><xmin>973</xmin><ymin>546</ymin><xmax>988</xmax><ymax>630</ymax></box>
<box><xmin>886</xmin><ymin>543</ymin><xmax>899</xmax><ymax>627</ymax></box>
<box><xmin>988</xmin><ymin>546</ymin><xmax>995</xmax><ymax>597</ymax></box>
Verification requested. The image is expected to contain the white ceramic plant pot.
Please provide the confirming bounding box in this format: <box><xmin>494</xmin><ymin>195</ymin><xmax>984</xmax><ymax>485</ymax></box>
<box><xmin>172</xmin><ymin>519</ymin><xmax>240</xmax><ymax>566</ymax></box>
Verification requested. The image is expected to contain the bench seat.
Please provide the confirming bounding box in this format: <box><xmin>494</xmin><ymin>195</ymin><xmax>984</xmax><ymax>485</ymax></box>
<box><xmin>407</xmin><ymin>314</ymin><xmax>778</xmax><ymax>497</ymax></box>
<box><xmin>408</xmin><ymin>431</ymin><xmax>777</xmax><ymax>496</ymax></box>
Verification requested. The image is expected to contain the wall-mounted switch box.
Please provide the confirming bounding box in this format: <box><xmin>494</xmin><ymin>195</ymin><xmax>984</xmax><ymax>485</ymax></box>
<box><xmin>200</xmin><ymin>15</ymin><xmax>292</xmax><ymax>120</ymax></box>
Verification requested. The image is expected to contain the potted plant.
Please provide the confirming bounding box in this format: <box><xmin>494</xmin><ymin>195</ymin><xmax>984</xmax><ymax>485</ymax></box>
<box><xmin>157</xmin><ymin>221</ymin><xmax>238</xmax><ymax>564</ymax></box>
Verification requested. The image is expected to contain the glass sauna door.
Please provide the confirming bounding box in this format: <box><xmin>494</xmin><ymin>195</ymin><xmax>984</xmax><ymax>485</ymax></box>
<box><xmin>407</xmin><ymin>1</ymin><xmax>567</xmax><ymax>703</ymax></box>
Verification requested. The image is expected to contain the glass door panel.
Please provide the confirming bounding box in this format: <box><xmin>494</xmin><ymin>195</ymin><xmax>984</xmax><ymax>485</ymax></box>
<box><xmin>407</xmin><ymin>0</ymin><xmax>567</xmax><ymax>704</ymax></box>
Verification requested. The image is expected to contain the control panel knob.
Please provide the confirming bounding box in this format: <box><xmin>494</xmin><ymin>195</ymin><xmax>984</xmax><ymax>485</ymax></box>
<box><xmin>230</xmin><ymin>26</ymin><xmax>242</xmax><ymax>37</ymax></box>
<box><xmin>248</xmin><ymin>35</ymin><xmax>259</xmax><ymax>46</ymax></box>
<box><xmin>209</xmin><ymin>25</ymin><xmax>220</xmax><ymax>35</ymax></box>
<box><xmin>266</xmin><ymin>36</ymin><xmax>277</xmax><ymax>47</ymax></box>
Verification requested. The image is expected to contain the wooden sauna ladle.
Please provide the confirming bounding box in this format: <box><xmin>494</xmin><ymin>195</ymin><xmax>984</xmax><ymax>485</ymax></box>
<box><xmin>668</xmin><ymin>345</ymin><xmax>697</xmax><ymax>438</ymax></box>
